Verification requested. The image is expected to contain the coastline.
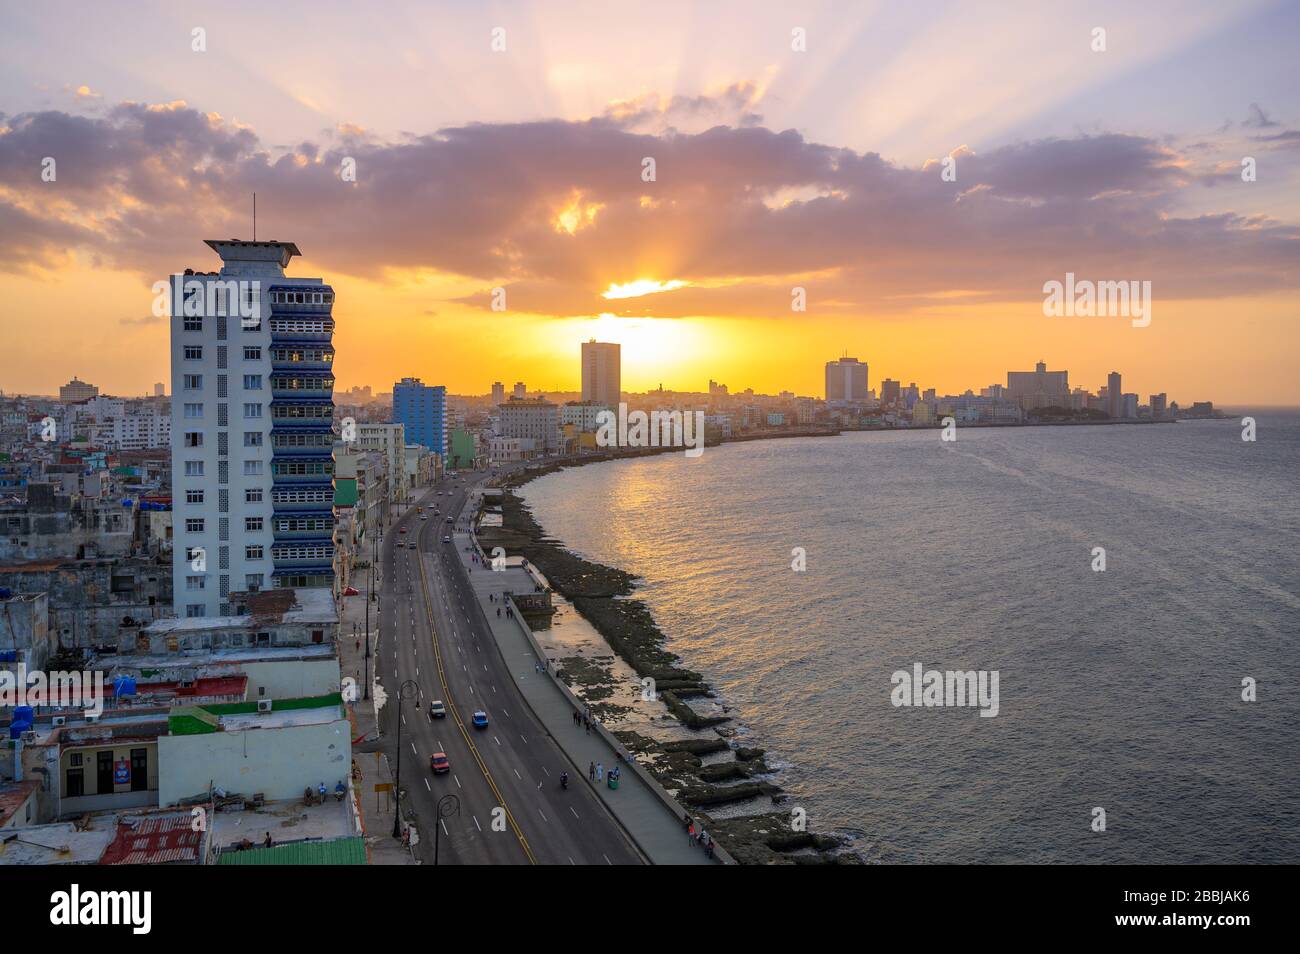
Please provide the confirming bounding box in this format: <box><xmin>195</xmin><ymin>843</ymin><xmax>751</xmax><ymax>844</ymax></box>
<box><xmin>478</xmin><ymin>441</ymin><xmax>858</xmax><ymax>865</ymax></box>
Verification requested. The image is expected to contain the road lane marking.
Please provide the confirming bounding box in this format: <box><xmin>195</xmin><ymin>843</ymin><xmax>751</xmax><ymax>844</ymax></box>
<box><xmin>539</xmin><ymin>809</ymin><xmax>548</xmax><ymax>822</ymax></box>
<box><xmin>424</xmin><ymin>778</ymin><xmax>431</xmax><ymax>791</ymax></box>
<box><xmin>570</xmin><ymin>806</ymin><xmax>580</xmax><ymax>819</ymax></box>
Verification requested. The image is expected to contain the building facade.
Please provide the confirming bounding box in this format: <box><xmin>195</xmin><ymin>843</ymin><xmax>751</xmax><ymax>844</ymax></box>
<box><xmin>581</xmin><ymin>340</ymin><xmax>621</xmax><ymax>407</ymax></box>
<box><xmin>392</xmin><ymin>377</ymin><xmax>447</xmax><ymax>458</ymax></box>
<box><xmin>170</xmin><ymin>239</ymin><xmax>336</xmax><ymax>618</ymax></box>
<box><xmin>825</xmin><ymin>357</ymin><xmax>869</xmax><ymax>403</ymax></box>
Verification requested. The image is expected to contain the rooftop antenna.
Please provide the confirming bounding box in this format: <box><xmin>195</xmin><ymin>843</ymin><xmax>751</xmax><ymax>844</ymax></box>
<box><xmin>253</xmin><ymin>193</ymin><xmax>257</xmax><ymax>241</ymax></box>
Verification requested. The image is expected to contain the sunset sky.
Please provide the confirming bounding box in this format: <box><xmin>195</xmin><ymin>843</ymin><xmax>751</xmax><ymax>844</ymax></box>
<box><xmin>1</xmin><ymin>0</ymin><xmax>1298</xmax><ymax>404</ymax></box>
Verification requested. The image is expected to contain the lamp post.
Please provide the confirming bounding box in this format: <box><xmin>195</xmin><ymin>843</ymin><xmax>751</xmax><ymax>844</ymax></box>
<box><xmin>392</xmin><ymin>678</ymin><xmax>419</xmax><ymax>839</ymax></box>
<box><xmin>434</xmin><ymin>793</ymin><xmax>460</xmax><ymax>865</ymax></box>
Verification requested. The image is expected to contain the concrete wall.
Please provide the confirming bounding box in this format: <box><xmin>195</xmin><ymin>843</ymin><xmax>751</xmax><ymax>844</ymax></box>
<box><xmin>157</xmin><ymin>716</ymin><xmax>351</xmax><ymax>805</ymax></box>
<box><xmin>242</xmin><ymin>657</ymin><xmax>340</xmax><ymax>701</ymax></box>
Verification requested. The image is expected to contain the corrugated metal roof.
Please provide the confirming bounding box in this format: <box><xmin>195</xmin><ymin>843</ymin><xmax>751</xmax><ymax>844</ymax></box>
<box><xmin>217</xmin><ymin>837</ymin><xmax>365</xmax><ymax>865</ymax></box>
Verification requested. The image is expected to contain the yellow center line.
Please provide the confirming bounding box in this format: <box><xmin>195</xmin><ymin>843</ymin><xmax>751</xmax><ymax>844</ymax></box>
<box><xmin>413</xmin><ymin>495</ymin><xmax>537</xmax><ymax>865</ymax></box>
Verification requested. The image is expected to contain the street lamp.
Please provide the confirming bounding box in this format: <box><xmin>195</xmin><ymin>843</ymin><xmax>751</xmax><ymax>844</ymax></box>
<box><xmin>434</xmin><ymin>793</ymin><xmax>460</xmax><ymax>865</ymax></box>
<box><xmin>392</xmin><ymin>678</ymin><xmax>419</xmax><ymax>839</ymax></box>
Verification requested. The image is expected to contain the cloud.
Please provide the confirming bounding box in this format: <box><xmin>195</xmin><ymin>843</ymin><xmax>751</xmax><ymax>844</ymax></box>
<box><xmin>1243</xmin><ymin>103</ymin><xmax>1279</xmax><ymax>129</ymax></box>
<box><xmin>0</xmin><ymin>99</ymin><xmax>1297</xmax><ymax>316</ymax></box>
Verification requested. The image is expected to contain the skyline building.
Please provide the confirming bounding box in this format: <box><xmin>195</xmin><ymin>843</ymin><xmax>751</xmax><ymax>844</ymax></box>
<box><xmin>581</xmin><ymin>339</ymin><xmax>621</xmax><ymax>407</ymax></box>
<box><xmin>171</xmin><ymin>239</ymin><xmax>337</xmax><ymax>617</ymax></box>
<box><xmin>393</xmin><ymin>377</ymin><xmax>447</xmax><ymax>458</ymax></box>
<box><xmin>491</xmin><ymin>381</ymin><xmax>505</xmax><ymax>405</ymax></box>
<box><xmin>1107</xmin><ymin>371</ymin><xmax>1123</xmax><ymax>419</ymax></box>
<box><xmin>825</xmin><ymin>356</ymin><xmax>869</xmax><ymax>403</ymax></box>
<box><xmin>513</xmin><ymin>381</ymin><xmax>527</xmax><ymax>399</ymax></box>
<box><xmin>59</xmin><ymin>377</ymin><xmax>98</xmax><ymax>403</ymax></box>
<box><xmin>1007</xmin><ymin>360</ymin><xmax>1069</xmax><ymax>410</ymax></box>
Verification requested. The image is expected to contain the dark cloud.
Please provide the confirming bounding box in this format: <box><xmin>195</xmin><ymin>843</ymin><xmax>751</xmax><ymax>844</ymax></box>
<box><xmin>0</xmin><ymin>101</ymin><xmax>1296</xmax><ymax>315</ymax></box>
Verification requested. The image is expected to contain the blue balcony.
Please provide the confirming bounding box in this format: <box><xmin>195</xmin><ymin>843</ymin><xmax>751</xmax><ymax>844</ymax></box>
<box><xmin>271</xmin><ymin>371</ymin><xmax>334</xmax><ymax>400</ymax></box>
<box><xmin>271</xmin><ymin>483</ymin><xmax>334</xmax><ymax>512</ymax></box>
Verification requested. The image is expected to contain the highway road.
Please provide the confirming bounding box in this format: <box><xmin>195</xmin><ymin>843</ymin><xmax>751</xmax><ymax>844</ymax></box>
<box><xmin>375</xmin><ymin>468</ymin><xmax>644</xmax><ymax>865</ymax></box>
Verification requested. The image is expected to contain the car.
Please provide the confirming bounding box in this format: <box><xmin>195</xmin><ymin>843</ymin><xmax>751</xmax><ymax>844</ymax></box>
<box><xmin>428</xmin><ymin>700</ymin><xmax>446</xmax><ymax>719</ymax></box>
<box><xmin>399</xmin><ymin>526</ymin><xmax>407</xmax><ymax>535</ymax></box>
<box><xmin>442</xmin><ymin>536</ymin><xmax>452</xmax><ymax>543</ymax></box>
<box><xmin>444</xmin><ymin>516</ymin><xmax>452</xmax><ymax>523</ymax></box>
<box><xmin>471</xmin><ymin>710</ymin><xmax>489</xmax><ymax>729</ymax></box>
<box><xmin>342</xmin><ymin>585</ymin><xmax>360</xmax><ymax>596</ymax></box>
<box><xmin>420</xmin><ymin>513</ymin><xmax>428</xmax><ymax>520</ymax></box>
<box><xmin>436</xmin><ymin>491</ymin><xmax>444</xmax><ymax>496</ymax></box>
<box><xmin>429</xmin><ymin>752</ymin><xmax>450</xmax><ymax>774</ymax></box>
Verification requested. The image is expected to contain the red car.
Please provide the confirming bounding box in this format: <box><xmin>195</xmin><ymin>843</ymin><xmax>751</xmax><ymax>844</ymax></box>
<box><xmin>399</xmin><ymin>526</ymin><xmax>407</xmax><ymax>535</ymax></box>
<box><xmin>342</xmin><ymin>585</ymin><xmax>360</xmax><ymax>596</ymax></box>
<box><xmin>429</xmin><ymin>752</ymin><xmax>450</xmax><ymax>775</ymax></box>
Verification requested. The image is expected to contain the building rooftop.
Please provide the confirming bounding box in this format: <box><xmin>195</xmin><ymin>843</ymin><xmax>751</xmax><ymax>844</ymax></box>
<box><xmin>203</xmin><ymin>238</ymin><xmax>301</xmax><ymax>266</ymax></box>
<box><xmin>88</xmin><ymin>642</ymin><xmax>337</xmax><ymax>673</ymax></box>
<box><xmin>142</xmin><ymin>587</ymin><xmax>337</xmax><ymax>635</ymax></box>
<box><xmin>209</xmin><ymin>795</ymin><xmax>356</xmax><ymax>855</ymax></box>
<box><xmin>99</xmin><ymin>809</ymin><xmax>207</xmax><ymax>865</ymax></box>
<box><xmin>0</xmin><ymin>821</ymin><xmax>116</xmax><ymax>865</ymax></box>
<box><xmin>0</xmin><ymin>779</ymin><xmax>41</xmax><ymax>827</ymax></box>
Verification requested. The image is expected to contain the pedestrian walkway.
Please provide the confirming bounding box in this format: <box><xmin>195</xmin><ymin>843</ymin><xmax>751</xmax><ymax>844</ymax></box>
<box><xmin>454</xmin><ymin>499</ymin><xmax>727</xmax><ymax>864</ymax></box>
<box><xmin>338</xmin><ymin>551</ymin><xmax>419</xmax><ymax>865</ymax></box>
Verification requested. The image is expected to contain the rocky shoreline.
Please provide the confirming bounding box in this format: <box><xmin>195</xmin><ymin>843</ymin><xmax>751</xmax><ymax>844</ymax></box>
<box><xmin>477</xmin><ymin>453</ymin><xmax>860</xmax><ymax>865</ymax></box>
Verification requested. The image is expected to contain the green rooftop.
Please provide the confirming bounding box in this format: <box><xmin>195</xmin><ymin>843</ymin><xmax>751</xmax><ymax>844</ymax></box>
<box><xmin>217</xmin><ymin>836</ymin><xmax>365</xmax><ymax>865</ymax></box>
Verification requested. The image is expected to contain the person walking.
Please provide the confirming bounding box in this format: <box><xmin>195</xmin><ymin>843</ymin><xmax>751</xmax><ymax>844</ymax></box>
<box><xmin>596</xmin><ymin>762</ymin><xmax>603</xmax><ymax>783</ymax></box>
<box><xmin>588</xmin><ymin>761</ymin><xmax>596</xmax><ymax>781</ymax></box>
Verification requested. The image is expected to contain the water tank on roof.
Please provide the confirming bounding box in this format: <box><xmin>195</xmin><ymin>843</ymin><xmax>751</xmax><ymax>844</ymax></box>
<box><xmin>113</xmin><ymin>676</ymin><xmax>137</xmax><ymax>696</ymax></box>
<box><xmin>14</xmin><ymin>706</ymin><xmax>34</xmax><ymax>724</ymax></box>
<box><xmin>9</xmin><ymin>719</ymin><xmax>32</xmax><ymax>739</ymax></box>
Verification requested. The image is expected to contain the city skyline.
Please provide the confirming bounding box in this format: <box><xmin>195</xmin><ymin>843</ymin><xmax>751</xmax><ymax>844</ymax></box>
<box><xmin>1</xmin><ymin>3</ymin><xmax>1298</xmax><ymax>403</ymax></box>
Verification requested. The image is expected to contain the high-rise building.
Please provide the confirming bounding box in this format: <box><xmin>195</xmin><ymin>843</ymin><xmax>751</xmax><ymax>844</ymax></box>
<box><xmin>581</xmin><ymin>340</ymin><xmax>621</xmax><ymax>407</ymax></box>
<box><xmin>59</xmin><ymin>377</ymin><xmax>99</xmax><ymax>403</ymax></box>
<box><xmin>1122</xmin><ymin>393</ymin><xmax>1138</xmax><ymax>419</ymax></box>
<box><xmin>393</xmin><ymin>377</ymin><xmax>447</xmax><ymax>458</ymax></box>
<box><xmin>171</xmin><ymin>239</ymin><xmax>336</xmax><ymax>617</ymax></box>
<box><xmin>880</xmin><ymin>379</ymin><xmax>901</xmax><ymax>407</ymax></box>
<box><xmin>154</xmin><ymin>382</ymin><xmax>165</xmax><ymax>397</ymax></box>
<box><xmin>1006</xmin><ymin>360</ymin><xmax>1069</xmax><ymax>409</ymax></box>
<box><xmin>513</xmin><ymin>381</ymin><xmax>527</xmax><ymax>399</ymax></box>
<box><xmin>1149</xmin><ymin>393</ymin><xmax>1167</xmax><ymax>419</ymax></box>
<box><xmin>491</xmin><ymin>381</ymin><xmax>505</xmax><ymax>405</ymax></box>
<box><xmin>1107</xmin><ymin>371</ymin><xmax>1122</xmax><ymax>419</ymax></box>
<box><xmin>825</xmin><ymin>357</ymin><xmax>868</xmax><ymax>403</ymax></box>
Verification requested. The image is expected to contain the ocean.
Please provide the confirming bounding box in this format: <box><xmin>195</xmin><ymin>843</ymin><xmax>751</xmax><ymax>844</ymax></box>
<box><xmin>520</xmin><ymin>413</ymin><xmax>1300</xmax><ymax>863</ymax></box>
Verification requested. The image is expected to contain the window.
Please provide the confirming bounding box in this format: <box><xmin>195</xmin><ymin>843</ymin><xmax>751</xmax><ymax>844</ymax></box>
<box><xmin>66</xmin><ymin>767</ymin><xmax>84</xmax><ymax>797</ymax></box>
<box><xmin>243</xmin><ymin>431</ymin><xmax>263</xmax><ymax>447</ymax></box>
<box><xmin>243</xmin><ymin>402</ymin><xmax>263</xmax><ymax>419</ymax></box>
<box><xmin>184</xmin><ymin>431</ymin><xmax>202</xmax><ymax>448</ymax></box>
<box><xmin>184</xmin><ymin>461</ymin><xmax>204</xmax><ymax>477</ymax></box>
<box><xmin>183</xmin><ymin>345</ymin><xmax>203</xmax><ymax>360</ymax></box>
<box><xmin>184</xmin><ymin>402</ymin><xmax>203</xmax><ymax>419</ymax></box>
<box><xmin>183</xmin><ymin>315</ymin><xmax>202</xmax><ymax>332</ymax></box>
<box><xmin>246</xmin><ymin>545</ymin><xmax>264</xmax><ymax>560</ymax></box>
<box><xmin>243</xmin><ymin>460</ymin><xmax>264</xmax><ymax>476</ymax></box>
<box><xmin>185</xmin><ymin>546</ymin><xmax>205</xmax><ymax>564</ymax></box>
<box><xmin>243</xmin><ymin>346</ymin><xmax>261</xmax><ymax>360</ymax></box>
<box><xmin>186</xmin><ymin>575</ymin><xmax>205</xmax><ymax>590</ymax></box>
<box><xmin>186</xmin><ymin>603</ymin><xmax>206</xmax><ymax>618</ymax></box>
<box><xmin>246</xmin><ymin>573</ymin><xmax>264</xmax><ymax>591</ymax></box>
<box><xmin>185</xmin><ymin>489</ymin><xmax>204</xmax><ymax>505</ymax></box>
<box><xmin>185</xmin><ymin>518</ymin><xmax>205</xmax><ymax>533</ymax></box>
<box><xmin>183</xmin><ymin>374</ymin><xmax>203</xmax><ymax>390</ymax></box>
<box><xmin>245</xmin><ymin>516</ymin><xmax>263</xmax><ymax>532</ymax></box>
<box><xmin>245</xmin><ymin>488</ymin><xmax>263</xmax><ymax>504</ymax></box>
<box><xmin>243</xmin><ymin>375</ymin><xmax>262</xmax><ymax>390</ymax></box>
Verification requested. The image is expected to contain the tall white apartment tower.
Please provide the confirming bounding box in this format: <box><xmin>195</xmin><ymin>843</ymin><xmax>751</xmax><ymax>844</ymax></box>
<box><xmin>171</xmin><ymin>240</ymin><xmax>336</xmax><ymax>617</ymax></box>
<box><xmin>581</xmin><ymin>340</ymin><xmax>621</xmax><ymax>407</ymax></box>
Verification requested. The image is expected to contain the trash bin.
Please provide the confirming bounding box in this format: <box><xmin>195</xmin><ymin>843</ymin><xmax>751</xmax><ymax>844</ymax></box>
<box><xmin>608</xmin><ymin>775</ymin><xmax>619</xmax><ymax>790</ymax></box>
